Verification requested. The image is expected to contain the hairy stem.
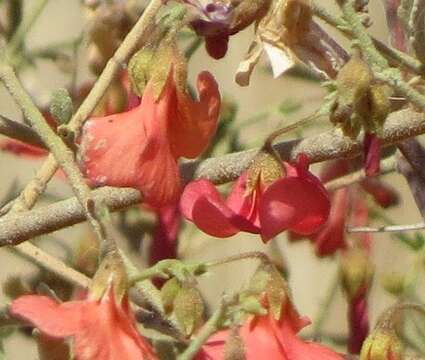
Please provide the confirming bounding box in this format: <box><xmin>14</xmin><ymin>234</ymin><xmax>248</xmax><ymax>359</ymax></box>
<box><xmin>0</xmin><ymin>108</ymin><xmax>424</xmax><ymax>246</ymax></box>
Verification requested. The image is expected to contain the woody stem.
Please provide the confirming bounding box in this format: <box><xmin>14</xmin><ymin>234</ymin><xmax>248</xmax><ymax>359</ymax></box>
<box><xmin>205</xmin><ymin>251</ymin><xmax>271</xmax><ymax>268</ymax></box>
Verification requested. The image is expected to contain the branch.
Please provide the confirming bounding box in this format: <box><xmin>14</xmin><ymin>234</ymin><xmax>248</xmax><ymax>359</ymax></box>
<box><xmin>348</xmin><ymin>222</ymin><xmax>425</xmax><ymax>233</ymax></box>
<box><xmin>15</xmin><ymin>242</ymin><xmax>90</xmax><ymax>288</ymax></box>
<box><xmin>0</xmin><ymin>108</ymin><xmax>424</xmax><ymax>245</ymax></box>
<box><xmin>0</xmin><ymin>114</ymin><xmax>45</xmax><ymax>148</ymax></box>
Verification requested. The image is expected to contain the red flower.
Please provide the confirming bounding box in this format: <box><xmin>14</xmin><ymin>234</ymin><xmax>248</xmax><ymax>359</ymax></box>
<box><xmin>180</xmin><ymin>154</ymin><xmax>330</xmax><ymax>242</ymax></box>
<box><xmin>197</xmin><ymin>300</ymin><xmax>343</xmax><ymax>359</ymax></box>
<box><xmin>10</xmin><ymin>287</ymin><xmax>158</xmax><ymax>360</ymax></box>
<box><xmin>79</xmin><ymin>70</ymin><xmax>220</xmax><ymax>208</ymax></box>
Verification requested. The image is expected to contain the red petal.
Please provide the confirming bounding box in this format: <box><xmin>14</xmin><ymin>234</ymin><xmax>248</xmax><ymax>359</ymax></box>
<box><xmin>259</xmin><ymin>176</ymin><xmax>330</xmax><ymax>242</ymax></box>
<box><xmin>180</xmin><ymin>179</ymin><xmax>259</xmax><ymax>238</ymax></box>
<box><xmin>226</xmin><ymin>173</ymin><xmax>260</xmax><ymax>227</ymax></box>
<box><xmin>72</xmin><ymin>292</ymin><xmax>158</xmax><ymax>360</ymax></box>
<box><xmin>169</xmin><ymin>71</ymin><xmax>221</xmax><ymax>159</ymax></box>
<box><xmin>79</xmin><ymin>80</ymin><xmax>181</xmax><ymax>208</ymax></box>
<box><xmin>10</xmin><ymin>296</ymin><xmax>82</xmax><ymax>338</ymax></box>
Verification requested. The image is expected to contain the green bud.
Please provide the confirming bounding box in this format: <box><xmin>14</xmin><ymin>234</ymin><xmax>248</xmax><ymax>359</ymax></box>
<box><xmin>173</xmin><ymin>285</ymin><xmax>204</xmax><ymax>336</ymax></box>
<box><xmin>161</xmin><ymin>278</ymin><xmax>182</xmax><ymax>313</ymax></box>
<box><xmin>340</xmin><ymin>248</ymin><xmax>374</xmax><ymax>300</ymax></box>
<box><xmin>360</xmin><ymin>329</ymin><xmax>404</xmax><ymax>360</ymax></box>
<box><xmin>381</xmin><ymin>272</ymin><xmax>405</xmax><ymax>297</ymax></box>
<box><xmin>247</xmin><ymin>263</ymin><xmax>288</xmax><ymax>319</ymax></box>
<box><xmin>49</xmin><ymin>88</ymin><xmax>73</xmax><ymax>125</ymax></box>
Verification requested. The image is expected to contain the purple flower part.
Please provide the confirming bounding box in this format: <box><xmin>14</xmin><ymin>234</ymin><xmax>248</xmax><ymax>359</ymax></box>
<box><xmin>184</xmin><ymin>0</ymin><xmax>233</xmax><ymax>37</ymax></box>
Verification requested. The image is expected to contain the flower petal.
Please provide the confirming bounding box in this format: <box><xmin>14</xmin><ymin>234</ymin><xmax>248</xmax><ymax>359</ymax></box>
<box><xmin>79</xmin><ymin>79</ymin><xmax>181</xmax><ymax>208</ymax></box>
<box><xmin>79</xmin><ymin>104</ymin><xmax>147</xmax><ymax>189</ymax></box>
<box><xmin>10</xmin><ymin>296</ymin><xmax>82</xmax><ymax>338</ymax></box>
<box><xmin>169</xmin><ymin>71</ymin><xmax>221</xmax><ymax>159</ymax></box>
<box><xmin>180</xmin><ymin>179</ymin><xmax>258</xmax><ymax>238</ymax></box>
<box><xmin>260</xmin><ymin>176</ymin><xmax>330</xmax><ymax>242</ymax></box>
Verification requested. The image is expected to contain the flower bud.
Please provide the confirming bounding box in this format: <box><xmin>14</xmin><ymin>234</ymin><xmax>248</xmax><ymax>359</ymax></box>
<box><xmin>381</xmin><ymin>272</ymin><xmax>405</xmax><ymax>297</ymax></box>
<box><xmin>340</xmin><ymin>248</ymin><xmax>374</xmax><ymax>300</ymax></box>
<box><xmin>248</xmin><ymin>263</ymin><xmax>288</xmax><ymax>319</ymax></box>
<box><xmin>128</xmin><ymin>38</ymin><xmax>187</xmax><ymax>100</ymax></box>
<box><xmin>331</xmin><ymin>53</ymin><xmax>373</xmax><ymax>129</ymax></box>
<box><xmin>161</xmin><ymin>277</ymin><xmax>182</xmax><ymax>313</ymax></box>
<box><xmin>49</xmin><ymin>88</ymin><xmax>73</xmax><ymax>125</ymax></box>
<box><xmin>365</xmin><ymin>84</ymin><xmax>392</xmax><ymax>135</ymax></box>
<box><xmin>90</xmin><ymin>250</ymin><xmax>128</xmax><ymax>301</ymax></box>
<box><xmin>173</xmin><ymin>285</ymin><xmax>205</xmax><ymax>336</ymax></box>
<box><xmin>360</xmin><ymin>329</ymin><xmax>404</xmax><ymax>360</ymax></box>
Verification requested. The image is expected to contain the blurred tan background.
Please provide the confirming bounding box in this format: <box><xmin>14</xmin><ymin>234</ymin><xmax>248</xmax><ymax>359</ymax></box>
<box><xmin>0</xmin><ymin>0</ymin><xmax>424</xmax><ymax>358</ymax></box>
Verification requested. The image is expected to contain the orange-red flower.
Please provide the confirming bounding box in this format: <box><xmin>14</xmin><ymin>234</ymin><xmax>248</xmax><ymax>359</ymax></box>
<box><xmin>197</xmin><ymin>299</ymin><xmax>344</xmax><ymax>359</ymax></box>
<box><xmin>180</xmin><ymin>154</ymin><xmax>330</xmax><ymax>242</ymax></box>
<box><xmin>79</xmin><ymin>70</ymin><xmax>220</xmax><ymax>208</ymax></box>
<box><xmin>10</xmin><ymin>287</ymin><xmax>158</xmax><ymax>360</ymax></box>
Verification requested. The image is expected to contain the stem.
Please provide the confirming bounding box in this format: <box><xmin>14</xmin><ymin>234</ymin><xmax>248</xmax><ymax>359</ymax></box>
<box><xmin>178</xmin><ymin>296</ymin><xmax>232</xmax><ymax>360</ymax></box>
<box><xmin>0</xmin><ymin>114</ymin><xmax>45</xmax><ymax>148</ymax></box>
<box><xmin>349</xmin><ymin>222</ymin><xmax>425</xmax><ymax>233</ymax></box>
<box><xmin>205</xmin><ymin>251</ymin><xmax>270</xmax><ymax>268</ymax></box>
<box><xmin>6</xmin><ymin>0</ymin><xmax>50</xmax><ymax>57</ymax></box>
<box><xmin>14</xmin><ymin>242</ymin><xmax>90</xmax><ymax>288</ymax></box>
<box><xmin>325</xmin><ymin>156</ymin><xmax>397</xmax><ymax>191</ymax></box>
<box><xmin>263</xmin><ymin>115</ymin><xmax>317</xmax><ymax>150</ymax></box>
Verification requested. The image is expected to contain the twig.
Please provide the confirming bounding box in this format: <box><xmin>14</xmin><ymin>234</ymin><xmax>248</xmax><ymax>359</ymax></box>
<box><xmin>0</xmin><ymin>114</ymin><xmax>45</xmax><ymax>148</ymax></box>
<box><xmin>0</xmin><ymin>108</ymin><xmax>425</xmax><ymax>245</ymax></box>
<box><xmin>15</xmin><ymin>242</ymin><xmax>90</xmax><ymax>288</ymax></box>
<box><xmin>348</xmin><ymin>222</ymin><xmax>425</xmax><ymax>234</ymax></box>
<box><xmin>325</xmin><ymin>157</ymin><xmax>397</xmax><ymax>191</ymax></box>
